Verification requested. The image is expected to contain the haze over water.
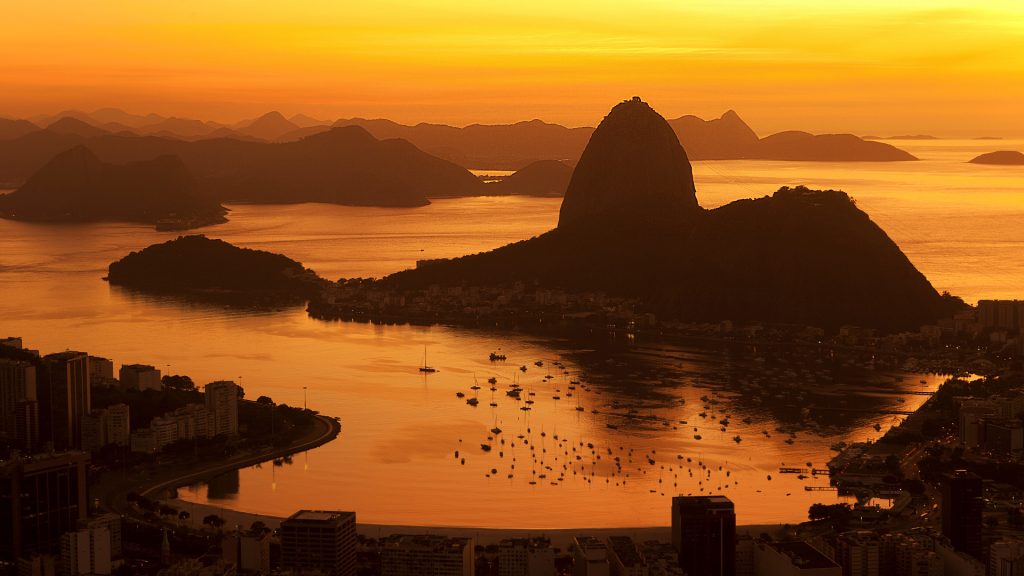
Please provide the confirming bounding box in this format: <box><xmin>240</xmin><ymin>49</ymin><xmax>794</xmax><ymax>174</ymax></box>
<box><xmin>1</xmin><ymin>138</ymin><xmax>1021</xmax><ymax>528</ymax></box>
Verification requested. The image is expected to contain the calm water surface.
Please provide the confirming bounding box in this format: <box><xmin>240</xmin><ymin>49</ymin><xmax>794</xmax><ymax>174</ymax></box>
<box><xmin>1</xmin><ymin>138</ymin><xmax>1022</xmax><ymax>528</ymax></box>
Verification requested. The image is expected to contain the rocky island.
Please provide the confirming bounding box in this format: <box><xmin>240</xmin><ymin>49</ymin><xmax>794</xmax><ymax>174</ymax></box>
<box><xmin>0</xmin><ymin>145</ymin><xmax>227</xmax><ymax>230</ymax></box>
<box><xmin>107</xmin><ymin>235</ymin><xmax>327</xmax><ymax>305</ymax></box>
<box><xmin>481</xmin><ymin>160</ymin><xmax>573</xmax><ymax>197</ymax></box>
<box><xmin>339</xmin><ymin>98</ymin><xmax>946</xmax><ymax>331</ymax></box>
<box><xmin>969</xmin><ymin>150</ymin><xmax>1024</xmax><ymax>165</ymax></box>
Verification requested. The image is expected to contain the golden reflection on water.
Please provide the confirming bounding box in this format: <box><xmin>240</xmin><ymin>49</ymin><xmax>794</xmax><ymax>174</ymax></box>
<box><xmin>1</xmin><ymin>138</ymin><xmax>1022</xmax><ymax>527</ymax></box>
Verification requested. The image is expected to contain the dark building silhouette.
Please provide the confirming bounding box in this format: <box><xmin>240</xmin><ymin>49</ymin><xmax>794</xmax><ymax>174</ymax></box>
<box><xmin>942</xmin><ymin>470</ymin><xmax>983</xmax><ymax>558</ymax></box>
<box><xmin>672</xmin><ymin>495</ymin><xmax>736</xmax><ymax>576</ymax></box>
<box><xmin>41</xmin><ymin>352</ymin><xmax>90</xmax><ymax>450</ymax></box>
<box><xmin>14</xmin><ymin>401</ymin><xmax>39</xmax><ymax>453</ymax></box>
<box><xmin>280</xmin><ymin>510</ymin><xmax>356</xmax><ymax>576</ymax></box>
<box><xmin>0</xmin><ymin>359</ymin><xmax>37</xmax><ymax>451</ymax></box>
<box><xmin>0</xmin><ymin>452</ymin><xmax>89</xmax><ymax>569</ymax></box>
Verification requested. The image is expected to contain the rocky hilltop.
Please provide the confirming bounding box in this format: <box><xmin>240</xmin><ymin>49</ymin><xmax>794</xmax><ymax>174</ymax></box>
<box><xmin>0</xmin><ymin>146</ymin><xmax>226</xmax><ymax>229</ymax></box>
<box><xmin>382</xmin><ymin>98</ymin><xmax>945</xmax><ymax>330</ymax></box>
<box><xmin>669</xmin><ymin>110</ymin><xmax>759</xmax><ymax>158</ymax></box>
<box><xmin>969</xmin><ymin>151</ymin><xmax>1024</xmax><ymax>165</ymax></box>
<box><xmin>559</xmin><ymin>98</ymin><xmax>700</xmax><ymax>228</ymax></box>
<box><xmin>107</xmin><ymin>235</ymin><xmax>326</xmax><ymax>304</ymax></box>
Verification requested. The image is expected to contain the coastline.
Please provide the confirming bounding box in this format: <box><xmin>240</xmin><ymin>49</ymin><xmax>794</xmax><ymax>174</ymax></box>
<box><xmin>93</xmin><ymin>412</ymin><xmax>341</xmax><ymax>521</ymax></box>
<box><xmin>165</xmin><ymin>497</ymin><xmax>784</xmax><ymax>548</ymax></box>
<box><xmin>142</xmin><ymin>413</ymin><xmax>340</xmax><ymax>500</ymax></box>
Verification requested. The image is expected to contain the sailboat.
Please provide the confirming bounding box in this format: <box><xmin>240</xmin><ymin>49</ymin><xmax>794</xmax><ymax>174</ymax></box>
<box><xmin>418</xmin><ymin>346</ymin><xmax>436</xmax><ymax>373</ymax></box>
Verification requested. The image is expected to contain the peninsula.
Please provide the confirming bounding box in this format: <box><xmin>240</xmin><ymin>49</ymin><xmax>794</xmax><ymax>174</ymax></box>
<box><xmin>338</xmin><ymin>98</ymin><xmax>947</xmax><ymax>331</ymax></box>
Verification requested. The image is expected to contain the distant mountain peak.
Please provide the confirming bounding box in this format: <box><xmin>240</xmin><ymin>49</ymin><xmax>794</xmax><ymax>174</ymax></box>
<box><xmin>240</xmin><ymin>111</ymin><xmax>300</xmax><ymax>140</ymax></box>
<box><xmin>254</xmin><ymin>110</ymin><xmax>287</xmax><ymax>122</ymax></box>
<box><xmin>557</xmin><ymin>97</ymin><xmax>700</xmax><ymax>228</ymax></box>
<box><xmin>46</xmin><ymin>116</ymin><xmax>108</xmax><ymax>137</ymax></box>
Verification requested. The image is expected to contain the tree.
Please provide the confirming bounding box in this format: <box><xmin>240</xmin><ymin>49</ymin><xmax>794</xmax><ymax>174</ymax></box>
<box><xmin>250</xmin><ymin>520</ymin><xmax>269</xmax><ymax>534</ymax></box>
<box><xmin>162</xmin><ymin>375</ymin><xmax>195</xmax><ymax>391</ymax></box>
<box><xmin>808</xmin><ymin>503</ymin><xmax>852</xmax><ymax>523</ymax></box>
<box><xmin>256</xmin><ymin>395</ymin><xmax>274</xmax><ymax>405</ymax></box>
<box><xmin>203</xmin><ymin>514</ymin><xmax>225</xmax><ymax>529</ymax></box>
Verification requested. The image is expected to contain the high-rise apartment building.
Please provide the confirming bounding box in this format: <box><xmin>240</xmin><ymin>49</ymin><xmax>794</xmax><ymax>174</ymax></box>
<box><xmin>117</xmin><ymin>364</ymin><xmax>161</xmax><ymax>392</ymax></box>
<box><xmin>280</xmin><ymin>510</ymin><xmax>356</xmax><ymax>576</ymax></box>
<box><xmin>41</xmin><ymin>353</ymin><xmax>90</xmax><ymax>450</ymax></box>
<box><xmin>0</xmin><ymin>452</ymin><xmax>89</xmax><ymax>567</ymax></box>
<box><xmin>204</xmin><ymin>381</ymin><xmax>239</xmax><ymax>437</ymax></box>
<box><xmin>942</xmin><ymin>470</ymin><xmax>984</xmax><ymax>559</ymax></box>
<box><xmin>671</xmin><ymin>495</ymin><xmax>736</xmax><ymax>576</ymax></box>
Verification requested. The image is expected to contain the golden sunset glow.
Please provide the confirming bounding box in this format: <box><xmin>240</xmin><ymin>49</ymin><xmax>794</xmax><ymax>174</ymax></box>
<box><xmin>2</xmin><ymin>0</ymin><xmax>1022</xmax><ymax>135</ymax></box>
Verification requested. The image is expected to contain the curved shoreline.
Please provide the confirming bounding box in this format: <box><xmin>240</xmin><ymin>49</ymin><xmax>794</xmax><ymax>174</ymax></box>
<box><xmin>141</xmin><ymin>413</ymin><xmax>340</xmax><ymax>500</ymax></box>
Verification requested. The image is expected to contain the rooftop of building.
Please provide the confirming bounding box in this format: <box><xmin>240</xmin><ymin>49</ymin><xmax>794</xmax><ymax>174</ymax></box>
<box><xmin>381</xmin><ymin>534</ymin><xmax>472</xmax><ymax>552</ymax></box>
<box><xmin>672</xmin><ymin>495</ymin><xmax>735</xmax><ymax>509</ymax></box>
<box><xmin>283</xmin><ymin>510</ymin><xmax>355</xmax><ymax>524</ymax></box>
<box><xmin>839</xmin><ymin>530</ymin><xmax>882</xmax><ymax>544</ymax></box>
<box><xmin>573</xmin><ymin>536</ymin><xmax>608</xmax><ymax>551</ymax></box>
<box><xmin>764</xmin><ymin>541</ymin><xmax>840</xmax><ymax>570</ymax></box>
<box><xmin>499</xmin><ymin>537</ymin><xmax>551</xmax><ymax>550</ymax></box>
<box><xmin>121</xmin><ymin>363</ymin><xmax>157</xmax><ymax>371</ymax></box>
<box><xmin>607</xmin><ymin>536</ymin><xmax>644</xmax><ymax>567</ymax></box>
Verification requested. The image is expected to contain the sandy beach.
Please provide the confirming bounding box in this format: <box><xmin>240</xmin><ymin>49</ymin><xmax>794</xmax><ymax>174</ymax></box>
<box><xmin>165</xmin><ymin>497</ymin><xmax>785</xmax><ymax>549</ymax></box>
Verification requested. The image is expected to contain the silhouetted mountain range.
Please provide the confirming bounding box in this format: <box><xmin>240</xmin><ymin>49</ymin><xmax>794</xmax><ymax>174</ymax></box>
<box><xmin>969</xmin><ymin>151</ymin><xmax>1024</xmax><ymax>165</ymax></box>
<box><xmin>321</xmin><ymin>111</ymin><xmax>916</xmax><ymax>167</ymax></box>
<box><xmin>325</xmin><ymin>118</ymin><xmax>594</xmax><ymax>170</ymax></box>
<box><xmin>46</xmin><ymin>117</ymin><xmax>110</xmax><ymax>138</ymax></box>
<box><xmin>383</xmin><ymin>98</ymin><xmax>945</xmax><ymax>330</ymax></box>
<box><xmin>0</xmin><ymin>118</ymin><xmax>40</xmax><ymax>141</ymax></box>
<box><xmin>4</xmin><ymin>107</ymin><xmax>917</xmax><ymax>172</ymax></box>
<box><xmin>108</xmin><ymin>235</ymin><xmax>325</xmax><ymax>302</ymax></box>
<box><xmin>0</xmin><ymin>126</ymin><xmax>483</xmax><ymax>206</ymax></box>
<box><xmin>0</xmin><ymin>146</ymin><xmax>227</xmax><ymax>229</ymax></box>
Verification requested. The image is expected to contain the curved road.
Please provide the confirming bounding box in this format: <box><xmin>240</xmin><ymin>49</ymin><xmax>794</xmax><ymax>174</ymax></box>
<box><xmin>141</xmin><ymin>414</ymin><xmax>340</xmax><ymax>499</ymax></box>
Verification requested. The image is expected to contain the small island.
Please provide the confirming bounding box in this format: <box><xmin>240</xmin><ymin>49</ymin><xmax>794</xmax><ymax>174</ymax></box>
<box><xmin>968</xmin><ymin>150</ymin><xmax>1024</xmax><ymax>165</ymax></box>
<box><xmin>482</xmin><ymin>159</ymin><xmax>573</xmax><ymax>197</ymax></box>
<box><xmin>107</xmin><ymin>235</ymin><xmax>327</xmax><ymax>305</ymax></box>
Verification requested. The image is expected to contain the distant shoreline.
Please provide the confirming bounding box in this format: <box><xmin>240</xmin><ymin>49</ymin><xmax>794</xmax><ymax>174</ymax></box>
<box><xmin>166</xmin><ymin>497</ymin><xmax>785</xmax><ymax>547</ymax></box>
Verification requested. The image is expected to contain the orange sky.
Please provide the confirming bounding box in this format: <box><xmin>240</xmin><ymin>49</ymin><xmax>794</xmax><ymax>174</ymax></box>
<box><xmin>2</xmin><ymin>1</ymin><xmax>1022</xmax><ymax>136</ymax></box>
